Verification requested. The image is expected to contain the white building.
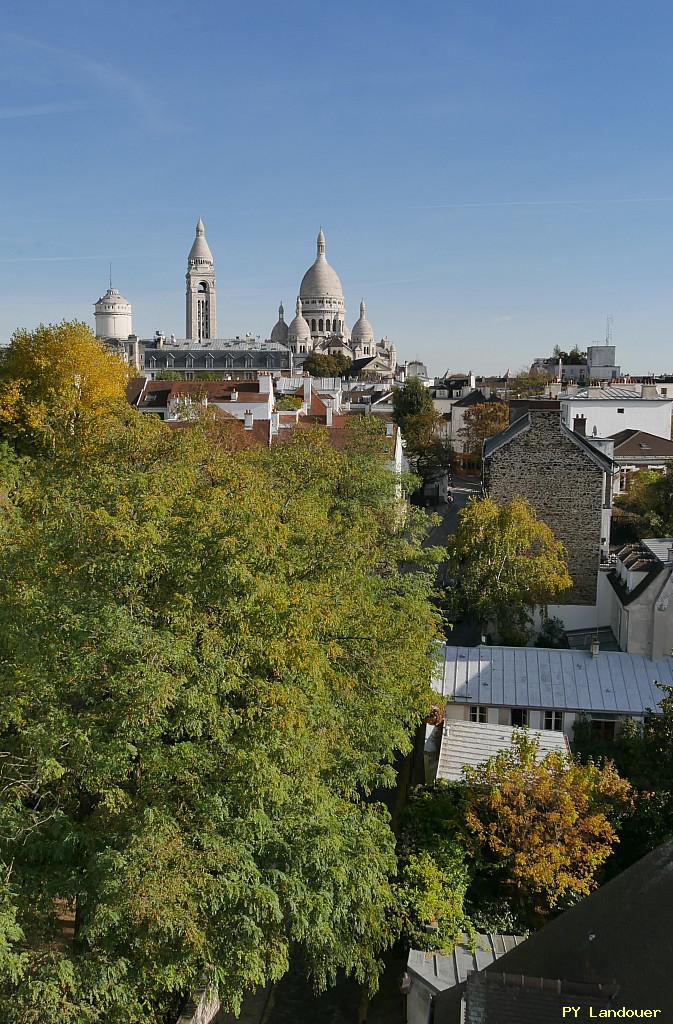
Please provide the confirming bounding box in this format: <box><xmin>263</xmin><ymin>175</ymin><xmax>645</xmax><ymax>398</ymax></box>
<box><xmin>606</xmin><ymin>539</ymin><xmax>673</xmax><ymax>659</ymax></box>
<box><xmin>434</xmin><ymin>643</ymin><xmax>673</xmax><ymax>742</ymax></box>
<box><xmin>560</xmin><ymin>384</ymin><xmax>673</xmax><ymax>441</ymax></box>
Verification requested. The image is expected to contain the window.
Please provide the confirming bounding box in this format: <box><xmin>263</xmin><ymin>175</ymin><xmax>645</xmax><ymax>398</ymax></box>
<box><xmin>617</xmin><ymin>408</ymin><xmax>624</xmax><ymax>414</ymax></box>
<box><xmin>544</xmin><ymin>710</ymin><xmax>563</xmax><ymax>731</ymax></box>
<box><xmin>311</xmin><ymin>319</ymin><xmax>317</xmax><ymax>331</ymax></box>
<box><xmin>319</xmin><ymin>319</ymin><xmax>324</xmax><ymax>332</ymax></box>
<box><xmin>590</xmin><ymin>717</ymin><xmax>616</xmax><ymax>741</ymax></box>
<box><xmin>510</xmin><ymin>708</ymin><xmax>528</xmax><ymax>727</ymax></box>
<box><xmin>326</xmin><ymin>319</ymin><xmax>331</xmax><ymax>332</ymax></box>
<box><xmin>662</xmin><ymin>388</ymin><xmax>668</xmax><ymax>397</ymax></box>
<box><xmin>469</xmin><ymin>705</ymin><xmax>487</xmax><ymax>723</ymax></box>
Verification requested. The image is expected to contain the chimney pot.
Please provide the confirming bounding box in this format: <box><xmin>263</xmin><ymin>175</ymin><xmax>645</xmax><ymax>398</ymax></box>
<box><xmin>590</xmin><ymin>637</ymin><xmax>600</xmax><ymax>658</ymax></box>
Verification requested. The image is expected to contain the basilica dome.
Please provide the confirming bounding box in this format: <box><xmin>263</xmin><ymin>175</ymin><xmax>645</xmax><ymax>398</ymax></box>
<box><xmin>350</xmin><ymin>300</ymin><xmax>374</xmax><ymax>346</ymax></box>
<box><xmin>270</xmin><ymin>301</ymin><xmax>289</xmax><ymax>344</ymax></box>
<box><xmin>300</xmin><ymin>228</ymin><xmax>344</xmax><ymax>299</ymax></box>
<box><xmin>287</xmin><ymin>297</ymin><xmax>311</xmax><ymax>343</ymax></box>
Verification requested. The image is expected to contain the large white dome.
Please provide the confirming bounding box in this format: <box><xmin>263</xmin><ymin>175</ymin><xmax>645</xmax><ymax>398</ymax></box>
<box><xmin>270</xmin><ymin>301</ymin><xmax>289</xmax><ymax>344</ymax></box>
<box><xmin>188</xmin><ymin>217</ymin><xmax>213</xmax><ymax>264</ymax></box>
<box><xmin>300</xmin><ymin>228</ymin><xmax>343</xmax><ymax>299</ymax></box>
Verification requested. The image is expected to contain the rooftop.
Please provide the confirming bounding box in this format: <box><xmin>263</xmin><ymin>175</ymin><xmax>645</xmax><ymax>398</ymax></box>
<box><xmin>407</xmin><ymin>933</ymin><xmax>525</xmax><ymax>993</ymax></box>
<box><xmin>435</xmin><ymin>644</ymin><xmax>673</xmax><ymax>714</ymax></box>
<box><xmin>437</xmin><ymin>720</ymin><xmax>569</xmax><ymax>782</ymax></box>
<box><xmin>567</xmin><ymin>386</ymin><xmax>670</xmax><ymax>401</ymax></box>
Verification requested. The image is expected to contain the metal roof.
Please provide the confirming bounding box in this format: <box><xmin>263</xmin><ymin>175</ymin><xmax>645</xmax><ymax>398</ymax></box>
<box><xmin>407</xmin><ymin>933</ymin><xmax>524</xmax><ymax>993</ymax></box>
<box><xmin>435</xmin><ymin>645</ymin><xmax>673</xmax><ymax>714</ymax></box>
<box><xmin>438</xmin><ymin>720</ymin><xmax>569</xmax><ymax>782</ymax></box>
<box><xmin>642</xmin><ymin>538</ymin><xmax>673</xmax><ymax>564</ymax></box>
<box><xmin>566</xmin><ymin>386</ymin><xmax>669</xmax><ymax>401</ymax></box>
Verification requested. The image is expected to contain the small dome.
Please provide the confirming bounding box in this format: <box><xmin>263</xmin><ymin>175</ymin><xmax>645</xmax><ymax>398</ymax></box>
<box><xmin>95</xmin><ymin>286</ymin><xmax>131</xmax><ymax>311</ymax></box>
<box><xmin>350</xmin><ymin>299</ymin><xmax>374</xmax><ymax>345</ymax></box>
<box><xmin>287</xmin><ymin>297</ymin><xmax>311</xmax><ymax>343</ymax></box>
<box><xmin>300</xmin><ymin>228</ymin><xmax>343</xmax><ymax>299</ymax></box>
<box><xmin>188</xmin><ymin>217</ymin><xmax>213</xmax><ymax>264</ymax></box>
<box><xmin>270</xmin><ymin>301</ymin><xmax>289</xmax><ymax>344</ymax></box>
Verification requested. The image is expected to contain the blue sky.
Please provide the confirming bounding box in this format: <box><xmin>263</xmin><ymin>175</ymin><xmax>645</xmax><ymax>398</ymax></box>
<box><xmin>2</xmin><ymin>0</ymin><xmax>673</xmax><ymax>375</ymax></box>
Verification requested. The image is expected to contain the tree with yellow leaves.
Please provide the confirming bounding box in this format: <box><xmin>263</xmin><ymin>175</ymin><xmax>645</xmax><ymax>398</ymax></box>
<box><xmin>446</xmin><ymin>495</ymin><xmax>573</xmax><ymax>643</ymax></box>
<box><xmin>0</xmin><ymin>320</ymin><xmax>131</xmax><ymax>453</ymax></box>
<box><xmin>462</xmin><ymin>731</ymin><xmax>632</xmax><ymax>916</ymax></box>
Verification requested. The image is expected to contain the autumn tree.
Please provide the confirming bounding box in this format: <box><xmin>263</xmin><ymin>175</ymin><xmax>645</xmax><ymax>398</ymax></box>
<box><xmin>0</xmin><ymin>320</ymin><xmax>130</xmax><ymax>454</ymax></box>
<box><xmin>446</xmin><ymin>495</ymin><xmax>572</xmax><ymax>643</ymax></box>
<box><xmin>0</xmin><ymin>410</ymin><xmax>440</xmax><ymax>1023</ymax></box>
<box><xmin>457</xmin><ymin>400</ymin><xmax>509</xmax><ymax>455</ymax></box>
<box><xmin>462</xmin><ymin>732</ymin><xmax>632</xmax><ymax>917</ymax></box>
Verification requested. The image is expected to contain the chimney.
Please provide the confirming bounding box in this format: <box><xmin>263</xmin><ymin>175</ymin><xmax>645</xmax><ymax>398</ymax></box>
<box><xmin>303</xmin><ymin>374</ymin><xmax>312</xmax><ymax>406</ymax></box>
<box><xmin>642</xmin><ymin>382</ymin><xmax>659</xmax><ymax>399</ymax></box>
<box><xmin>590</xmin><ymin>636</ymin><xmax>600</xmax><ymax>658</ymax></box>
<box><xmin>667</xmin><ymin>545</ymin><xmax>673</xmax><ymax>563</ymax></box>
<box><xmin>325</xmin><ymin>399</ymin><xmax>333</xmax><ymax>427</ymax></box>
<box><xmin>573</xmin><ymin>414</ymin><xmax>587</xmax><ymax>436</ymax></box>
<box><xmin>230</xmin><ymin>388</ymin><xmax>238</xmax><ymax>402</ymax></box>
<box><xmin>244</xmin><ymin>409</ymin><xmax>254</xmax><ymax>430</ymax></box>
<box><xmin>258</xmin><ymin>371</ymin><xmax>273</xmax><ymax>395</ymax></box>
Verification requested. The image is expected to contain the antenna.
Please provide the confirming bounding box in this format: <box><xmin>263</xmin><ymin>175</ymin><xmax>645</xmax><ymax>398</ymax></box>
<box><xmin>605</xmin><ymin>314</ymin><xmax>613</xmax><ymax>346</ymax></box>
<box><xmin>109</xmin><ymin>262</ymin><xmax>113</xmax><ymax>289</ymax></box>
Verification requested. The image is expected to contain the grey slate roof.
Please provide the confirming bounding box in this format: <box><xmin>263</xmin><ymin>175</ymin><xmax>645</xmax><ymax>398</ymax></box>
<box><xmin>437</xmin><ymin>720</ymin><xmax>569</xmax><ymax>781</ymax></box>
<box><xmin>478</xmin><ymin>839</ymin><xmax>673</xmax><ymax>1012</ymax></box>
<box><xmin>435</xmin><ymin>645</ymin><xmax>673</xmax><ymax>714</ymax></box>
<box><xmin>407</xmin><ymin>933</ymin><xmax>524</xmax><ymax>993</ymax></box>
<box><xmin>482</xmin><ymin>411</ymin><xmax>613</xmax><ymax>473</ymax></box>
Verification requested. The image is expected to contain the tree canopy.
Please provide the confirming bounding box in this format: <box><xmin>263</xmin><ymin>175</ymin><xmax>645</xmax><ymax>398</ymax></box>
<box><xmin>462</xmin><ymin>732</ymin><xmax>632</xmax><ymax>915</ymax></box>
<box><xmin>302</xmin><ymin>352</ymin><xmax>352</xmax><ymax>377</ymax></box>
<box><xmin>614</xmin><ymin>468</ymin><xmax>673</xmax><ymax>538</ymax></box>
<box><xmin>0</xmin><ymin>321</ymin><xmax>131</xmax><ymax>454</ymax></box>
<box><xmin>457</xmin><ymin>401</ymin><xmax>509</xmax><ymax>455</ymax></box>
<box><xmin>0</xmin><ymin>407</ymin><xmax>440</xmax><ymax>1022</ymax></box>
<box><xmin>446</xmin><ymin>495</ymin><xmax>572</xmax><ymax>643</ymax></box>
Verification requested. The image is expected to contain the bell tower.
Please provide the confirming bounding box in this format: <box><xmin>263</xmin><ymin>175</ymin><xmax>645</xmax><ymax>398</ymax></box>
<box><xmin>186</xmin><ymin>218</ymin><xmax>217</xmax><ymax>340</ymax></box>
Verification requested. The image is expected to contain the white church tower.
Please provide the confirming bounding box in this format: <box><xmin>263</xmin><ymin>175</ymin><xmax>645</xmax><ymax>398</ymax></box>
<box><xmin>94</xmin><ymin>282</ymin><xmax>133</xmax><ymax>339</ymax></box>
<box><xmin>186</xmin><ymin>218</ymin><xmax>217</xmax><ymax>341</ymax></box>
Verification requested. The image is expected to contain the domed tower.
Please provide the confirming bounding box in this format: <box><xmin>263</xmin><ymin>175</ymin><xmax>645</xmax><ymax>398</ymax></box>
<box><xmin>287</xmin><ymin>297</ymin><xmax>312</xmax><ymax>354</ymax></box>
<box><xmin>270</xmin><ymin>301</ymin><xmax>289</xmax><ymax>345</ymax></box>
<box><xmin>299</xmin><ymin>228</ymin><xmax>347</xmax><ymax>345</ymax></box>
<box><xmin>94</xmin><ymin>285</ymin><xmax>133</xmax><ymax>339</ymax></box>
<box><xmin>186</xmin><ymin>218</ymin><xmax>217</xmax><ymax>341</ymax></box>
<box><xmin>350</xmin><ymin>299</ymin><xmax>375</xmax><ymax>358</ymax></box>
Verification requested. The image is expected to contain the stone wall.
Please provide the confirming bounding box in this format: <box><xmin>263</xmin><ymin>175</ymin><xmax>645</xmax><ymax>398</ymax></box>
<box><xmin>175</xmin><ymin>983</ymin><xmax>220</xmax><ymax>1024</ymax></box>
<box><xmin>484</xmin><ymin>411</ymin><xmax>605</xmax><ymax>605</ymax></box>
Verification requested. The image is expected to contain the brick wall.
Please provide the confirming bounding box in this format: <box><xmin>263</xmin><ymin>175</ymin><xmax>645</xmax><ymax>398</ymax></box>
<box><xmin>484</xmin><ymin>411</ymin><xmax>605</xmax><ymax>605</ymax></box>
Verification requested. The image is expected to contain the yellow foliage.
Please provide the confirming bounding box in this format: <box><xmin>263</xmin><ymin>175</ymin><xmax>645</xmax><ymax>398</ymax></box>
<box><xmin>0</xmin><ymin>320</ymin><xmax>131</xmax><ymax>453</ymax></box>
<box><xmin>462</xmin><ymin>732</ymin><xmax>633</xmax><ymax>906</ymax></box>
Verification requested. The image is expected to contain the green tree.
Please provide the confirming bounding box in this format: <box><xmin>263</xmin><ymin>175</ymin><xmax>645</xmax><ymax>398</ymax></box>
<box><xmin>446</xmin><ymin>496</ymin><xmax>572</xmax><ymax>643</ymax></box>
<box><xmin>302</xmin><ymin>352</ymin><xmax>352</xmax><ymax>377</ymax></box>
<box><xmin>0</xmin><ymin>411</ymin><xmax>440</xmax><ymax>1022</ymax></box>
<box><xmin>573</xmin><ymin>685</ymin><xmax>673</xmax><ymax>872</ymax></box>
<box><xmin>457</xmin><ymin>401</ymin><xmax>509</xmax><ymax>455</ymax></box>
<box><xmin>0</xmin><ymin>321</ymin><xmax>130</xmax><ymax>454</ymax></box>
<box><xmin>614</xmin><ymin>468</ymin><xmax>673</xmax><ymax>537</ymax></box>
<box><xmin>462</xmin><ymin>732</ymin><xmax>632</xmax><ymax>917</ymax></box>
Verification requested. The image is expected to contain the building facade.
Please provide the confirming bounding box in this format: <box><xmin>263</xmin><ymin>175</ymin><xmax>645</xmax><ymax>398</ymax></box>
<box><xmin>483</xmin><ymin>408</ymin><xmax>613</xmax><ymax>607</ymax></box>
